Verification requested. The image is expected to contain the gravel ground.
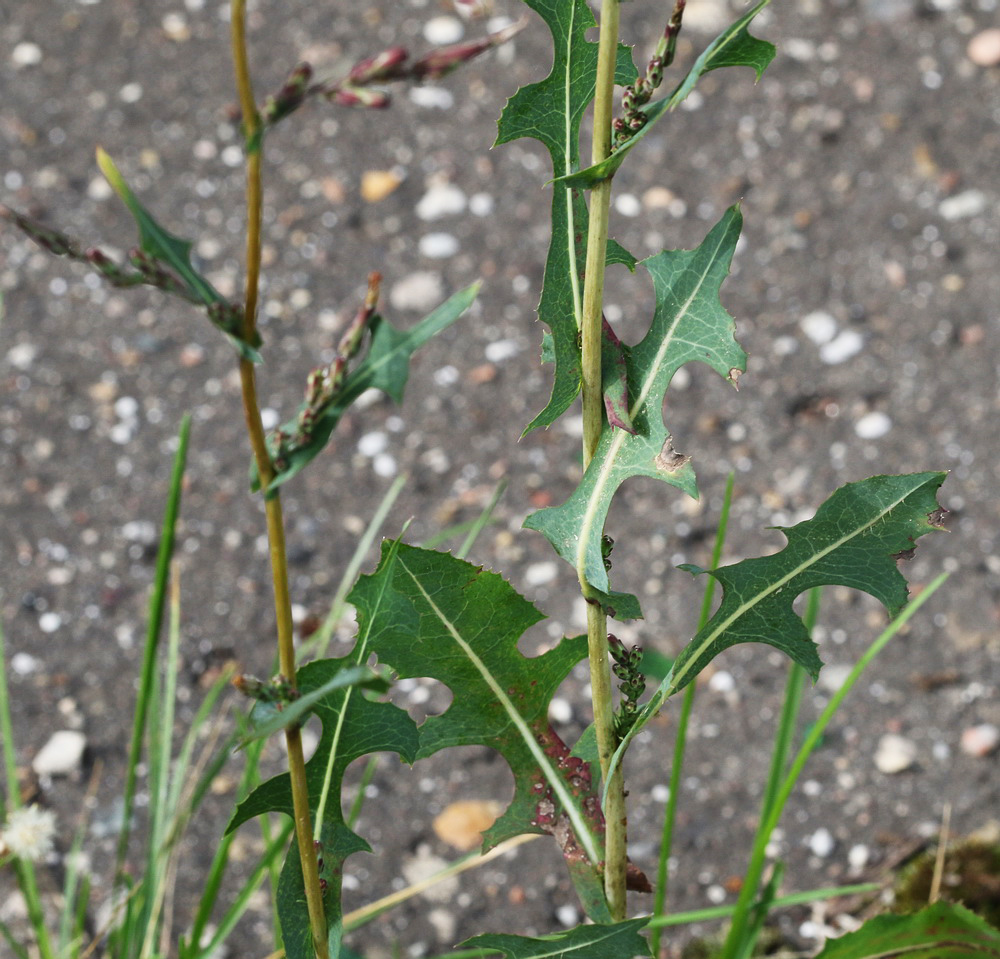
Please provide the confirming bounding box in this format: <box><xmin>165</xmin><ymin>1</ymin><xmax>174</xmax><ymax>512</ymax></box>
<box><xmin>2</xmin><ymin>0</ymin><xmax>999</xmax><ymax>956</ymax></box>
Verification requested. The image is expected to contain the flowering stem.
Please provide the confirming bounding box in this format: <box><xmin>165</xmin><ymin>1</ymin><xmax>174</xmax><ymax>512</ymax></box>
<box><xmin>230</xmin><ymin>4</ymin><xmax>328</xmax><ymax>957</ymax></box>
<box><xmin>580</xmin><ymin>0</ymin><xmax>627</xmax><ymax>923</ymax></box>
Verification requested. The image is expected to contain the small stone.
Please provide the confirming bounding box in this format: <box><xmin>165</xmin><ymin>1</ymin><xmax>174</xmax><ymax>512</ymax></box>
<box><xmin>10</xmin><ymin>653</ymin><xmax>41</xmax><ymax>675</ymax></box>
<box><xmin>469</xmin><ymin>193</ymin><xmax>494</xmax><ymax>216</ymax></box>
<box><xmin>960</xmin><ymin>723</ymin><xmax>999</xmax><ymax>758</ymax></box>
<box><xmin>819</xmin><ymin>329</ymin><xmax>864</xmax><ymax>365</ymax></box>
<box><xmin>423</xmin><ymin>15</ymin><xmax>464</xmax><ymax>45</ymax></box>
<box><xmin>7</xmin><ymin>342</ymin><xmax>38</xmax><ymax>370</ymax></box>
<box><xmin>800</xmin><ymin>310</ymin><xmax>838</xmax><ymax>345</ymax></box>
<box><xmin>33</xmin><ymin>730</ymin><xmax>87</xmax><ymax>777</ymax></box>
<box><xmin>38</xmin><ymin>612</ymin><xmax>62</xmax><ymax>634</ymax></box>
<box><xmin>427</xmin><ymin>908</ymin><xmax>457</xmax><ymax>944</ymax></box>
<box><xmin>967</xmin><ymin>29</ymin><xmax>1000</xmax><ymax>68</ymax></box>
<box><xmin>614</xmin><ymin>193</ymin><xmax>641</xmax><ymax>217</ymax></box>
<box><xmin>357</xmin><ymin>431</ymin><xmax>389</xmax><ymax>457</ymax></box>
<box><xmin>556</xmin><ymin>904</ymin><xmax>579</xmax><ymax>928</ymax></box>
<box><xmin>524</xmin><ymin>561</ymin><xmax>558</xmax><ymax>586</ymax></box>
<box><xmin>360</xmin><ymin>169</ymin><xmax>403</xmax><ymax>203</ymax></box>
<box><xmin>119</xmin><ymin>82</ymin><xmax>144</xmax><ymax>104</ymax></box>
<box><xmin>161</xmin><ymin>12</ymin><xmax>190</xmax><ymax>40</ymax></box>
<box><xmin>390</xmin><ymin>271</ymin><xmax>444</xmax><ymax>312</ymax></box>
<box><xmin>938</xmin><ymin>190</ymin><xmax>988</xmax><ymax>221</ymax></box>
<box><xmin>11</xmin><ymin>42</ymin><xmax>42</xmax><ymax>67</ymax></box>
<box><xmin>708</xmin><ymin>670</ymin><xmax>735</xmax><ymax>693</ymax></box>
<box><xmin>432</xmin><ymin>800</ymin><xmax>502</xmax><ymax>851</ymax></box>
<box><xmin>848</xmin><ymin>843</ymin><xmax>870</xmax><ymax>872</ymax></box>
<box><xmin>855</xmin><ymin>411</ymin><xmax>892</xmax><ymax>439</ymax></box>
<box><xmin>818</xmin><ymin>663</ymin><xmax>853</xmax><ymax>694</ymax></box>
<box><xmin>419</xmin><ymin>232</ymin><xmax>460</xmax><ymax>259</ymax></box>
<box><xmin>874</xmin><ymin>733</ymin><xmax>917</xmax><ymax>774</ymax></box>
<box><xmin>548</xmin><ymin>697</ymin><xmax>572</xmax><ymax>723</ymax></box>
<box><xmin>416</xmin><ymin>183</ymin><xmax>467</xmax><ymax>221</ymax></box>
<box><xmin>409</xmin><ymin>87</ymin><xmax>454</xmax><ymax>110</ymax></box>
<box><xmin>484</xmin><ymin>338</ymin><xmax>520</xmax><ymax>363</ymax></box>
<box><xmin>808</xmin><ymin>827</ymin><xmax>836</xmax><ymax>857</ymax></box>
<box><xmin>403</xmin><ymin>846</ymin><xmax>459</xmax><ymax>901</ymax></box>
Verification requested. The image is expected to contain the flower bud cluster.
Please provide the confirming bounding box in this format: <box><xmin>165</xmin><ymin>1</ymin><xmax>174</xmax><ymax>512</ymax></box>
<box><xmin>232</xmin><ymin>673</ymin><xmax>300</xmax><ymax>708</ymax></box>
<box><xmin>270</xmin><ymin>272</ymin><xmax>382</xmax><ymax>472</ymax></box>
<box><xmin>609</xmin><ymin>633</ymin><xmax>646</xmax><ymax>739</ymax></box>
<box><xmin>613</xmin><ymin>0</ymin><xmax>686</xmax><ymax>147</ymax></box>
<box><xmin>261</xmin><ymin>62</ymin><xmax>314</xmax><ymax>126</ymax></box>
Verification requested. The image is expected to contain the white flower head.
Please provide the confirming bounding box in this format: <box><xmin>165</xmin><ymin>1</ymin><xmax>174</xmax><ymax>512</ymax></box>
<box><xmin>1</xmin><ymin>804</ymin><xmax>57</xmax><ymax>862</ymax></box>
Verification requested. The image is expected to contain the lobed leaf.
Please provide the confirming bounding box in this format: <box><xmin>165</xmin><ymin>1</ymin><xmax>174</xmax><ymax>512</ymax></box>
<box><xmin>559</xmin><ymin>0</ymin><xmax>776</xmax><ymax>190</ymax></box>
<box><xmin>524</xmin><ymin>208</ymin><xmax>746</xmax><ymax>615</ymax></box>
<box><xmin>813</xmin><ymin>902</ymin><xmax>1000</xmax><ymax>958</ymax></box>
<box><xmin>352</xmin><ymin>542</ymin><xmax>612</xmax><ymax>917</ymax></box>
<box><xmin>463</xmin><ymin>918</ymin><xmax>652</xmax><ymax>959</ymax></box>
<box><xmin>612</xmin><ymin>472</ymin><xmax>948</xmax><ymax>774</ymax></box>
<box><xmin>496</xmin><ymin>0</ymin><xmax>636</xmax><ymax>432</ymax></box>
<box><xmin>96</xmin><ymin>148</ymin><xmax>262</xmax><ymax>361</ymax></box>
<box><xmin>251</xmin><ymin>282</ymin><xmax>479</xmax><ymax>494</ymax></box>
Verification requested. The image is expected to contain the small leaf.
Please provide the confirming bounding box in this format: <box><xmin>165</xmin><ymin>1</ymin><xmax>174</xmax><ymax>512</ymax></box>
<box><xmin>252</xmin><ymin>282</ymin><xmax>479</xmax><ymax>494</ymax></box>
<box><xmin>601</xmin><ymin>318</ymin><xmax>635</xmax><ymax>434</ymax></box>
<box><xmin>524</xmin><ymin>209</ymin><xmax>746</xmax><ymax>613</ymax></box>
<box><xmin>496</xmin><ymin>0</ymin><xmax>636</xmax><ymax>432</ymax></box>
<box><xmin>813</xmin><ymin>902</ymin><xmax>1000</xmax><ymax>958</ymax></box>
<box><xmin>558</xmin><ymin>0</ymin><xmax>775</xmax><ymax>189</ymax></box>
<box><xmin>95</xmin><ymin>148</ymin><xmax>262</xmax><ymax>361</ymax></box>
<box><xmin>462</xmin><ymin>918</ymin><xmax>652</xmax><ymax>959</ymax></box>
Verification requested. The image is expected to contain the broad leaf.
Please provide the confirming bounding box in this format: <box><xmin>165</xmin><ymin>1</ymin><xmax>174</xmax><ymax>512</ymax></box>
<box><xmin>611</xmin><ymin>472</ymin><xmax>947</xmax><ymax>775</ymax></box>
<box><xmin>96</xmin><ymin>148</ymin><xmax>262</xmax><ymax>361</ymax></box>
<box><xmin>559</xmin><ymin>0</ymin><xmax>776</xmax><ymax>189</ymax></box>
<box><xmin>814</xmin><ymin>902</ymin><xmax>1000</xmax><ymax>958</ymax></box>
<box><xmin>496</xmin><ymin>0</ymin><xmax>636</xmax><ymax>432</ymax></box>
<box><xmin>251</xmin><ymin>283</ymin><xmax>479</xmax><ymax>494</ymax></box>
<box><xmin>353</xmin><ymin>542</ymin><xmax>613</xmax><ymax>919</ymax></box>
<box><xmin>463</xmin><ymin>918</ymin><xmax>653</xmax><ymax>959</ymax></box>
<box><xmin>524</xmin><ymin>208</ymin><xmax>746</xmax><ymax>615</ymax></box>
<box><xmin>227</xmin><ymin>650</ymin><xmax>420</xmax><ymax>959</ymax></box>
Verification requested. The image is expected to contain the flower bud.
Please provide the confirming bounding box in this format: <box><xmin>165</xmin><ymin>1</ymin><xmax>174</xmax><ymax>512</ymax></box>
<box><xmin>328</xmin><ymin>86</ymin><xmax>391</xmax><ymax>109</ymax></box>
<box><xmin>348</xmin><ymin>46</ymin><xmax>408</xmax><ymax>85</ymax></box>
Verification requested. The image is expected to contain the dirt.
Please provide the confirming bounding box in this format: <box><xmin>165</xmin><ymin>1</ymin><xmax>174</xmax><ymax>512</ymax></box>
<box><xmin>1</xmin><ymin>0</ymin><xmax>998</xmax><ymax>956</ymax></box>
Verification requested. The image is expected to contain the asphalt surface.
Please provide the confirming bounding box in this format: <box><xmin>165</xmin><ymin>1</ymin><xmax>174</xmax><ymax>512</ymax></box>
<box><xmin>2</xmin><ymin>0</ymin><xmax>999</xmax><ymax>956</ymax></box>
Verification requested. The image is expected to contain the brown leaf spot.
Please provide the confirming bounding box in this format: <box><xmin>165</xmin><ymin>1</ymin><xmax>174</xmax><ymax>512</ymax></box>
<box><xmin>655</xmin><ymin>438</ymin><xmax>690</xmax><ymax>473</ymax></box>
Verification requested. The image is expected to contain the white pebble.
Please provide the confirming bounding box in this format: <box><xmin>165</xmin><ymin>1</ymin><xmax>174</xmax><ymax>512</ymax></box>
<box><xmin>372</xmin><ymin>453</ymin><xmax>398</xmax><ymax>478</ymax></box>
<box><xmin>524</xmin><ymin>561</ymin><xmax>558</xmax><ymax>586</ymax></box>
<box><xmin>847</xmin><ymin>844</ymin><xmax>870</xmax><ymax>871</ymax></box>
<box><xmin>484</xmin><ymin>338</ymin><xmax>520</xmax><ymax>363</ymax></box>
<box><xmin>817</xmin><ymin>663</ymin><xmax>853</xmax><ymax>694</ymax></box>
<box><xmin>938</xmin><ymin>190</ymin><xmax>988</xmax><ymax>221</ymax></box>
<box><xmin>114</xmin><ymin>395</ymin><xmax>139</xmax><ymax>420</ymax></box>
<box><xmin>874</xmin><ymin>733</ymin><xmax>917</xmax><ymax>774</ymax></box>
<box><xmin>12</xmin><ymin>42</ymin><xmax>43</xmax><ymax>67</ymax></box>
<box><xmin>555</xmin><ymin>904</ymin><xmax>579</xmax><ymax>928</ymax></box>
<box><xmin>433</xmin><ymin>365</ymin><xmax>460</xmax><ymax>387</ymax></box>
<box><xmin>706</xmin><ymin>884</ymin><xmax>727</xmax><ymax>904</ymax></box>
<box><xmin>854</xmin><ymin>411</ymin><xmax>892</xmax><ymax>439</ymax></box>
<box><xmin>614</xmin><ymin>193</ymin><xmax>641</xmax><ymax>217</ymax></box>
<box><xmin>423</xmin><ymin>15</ymin><xmax>464</xmax><ymax>45</ymax></box>
<box><xmin>119</xmin><ymin>82</ymin><xmax>144</xmax><ymax>103</ymax></box>
<box><xmin>121</xmin><ymin>519</ymin><xmax>156</xmax><ymax>543</ymax></box>
<box><xmin>469</xmin><ymin>193</ymin><xmax>494</xmax><ymax>216</ymax></box>
<box><xmin>416</xmin><ymin>183</ymin><xmax>467</xmax><ymax>221</ymax></box>
<box><xmin>708</xmin><ymin>670</ymin><xmax>735</xmax><ymax>692</ymax></box>
<box><xmin>109</xmin><ymin>422</ymin><xmax>134</xmax><ymax>445</ymax></box>
<box><xmin>808</xmin><ymin>827</ymin><xmax>836</xmax><ymax>857</ymax></box>
<box><xmin>390</xmin><ymin>271</ymin><xmax>444</xmax><ymax>312</ymax></box>
<box><xmin>651</xmin><ymin>783</ymin><xmax>670</xmax><ymax>803</ymax></box>
<box><xmin>87</xmin><ymin>176</ymin><xmax>113</xmax><ymax>200</ymax></box>
<box><xmin>7</xmin><ymin>342</ymin><xmax>38</xmax><ymax>370</ymax></box>
<box><xmin>221</xmin><ymin>145</ymin><xmax>244</xmax><ymax>168</ymax></box>
<box><xmin>548</xmin><ymin>697</ymin><xmax>572</xmax><ymax>723</ymax></box>
<box><xmin>800</xmin><ymin>310</ymin><xmax>838</xmax><ymax>345</ymax></box>
<box><xmin>968</xmin><ymin>29</ymin><xmax>1000</xmax><ymax>67</ymax></box>
<box><xmin>10</xmin><ymin>653</ymin><xmax>41</xmax><ymax>675</ymax></box>
<box><xmin>33</xmin><ymin>730</ymin><xmax>87</xmax><ymax>777</ymax></box>
<box><xmin>260</xmin><ymin>408</ymin><xmax>280</xmax><ymax>430</ymax></box>
<box><xmin>819</xmin><ymin>329</ymin><xmax>864</xmax><ymax>364</ymax></box>
<box><xmin>419</xmin><ymin>232</ymin><xmax>460</xmax><ymax>259</ymax></box>
<box><xmin>38</xmin><ymin>612</ymin><xmax>62</xmax><ymax>634</ymax></box>
<box><xmin>357</xmin><ymin>431</ymin><xmax>389</xmax><ymax>457</ymax></box>
<box><xmin>427</xmin><ymin>908</ymin><xmax>457</xmax><ymax>944</ymax></box>
<box><xmin>409</xmin><ymin>87</ymin><xmax>454</xmax><ymax>110</ymax></box>
<box><xmin>960</xmin><ymin>723</ymin><xmax>999</xmax><ymax>758</ymax></box>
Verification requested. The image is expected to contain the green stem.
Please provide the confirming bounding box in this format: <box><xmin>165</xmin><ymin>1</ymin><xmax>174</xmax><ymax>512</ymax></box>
<box><xmin>580</xmin><ymin>0</ymin><xmax>624</xmax><ymax>922</ymax></box>
<box><xmin>230</xmin><ymin>5</ymin><xmax>328</xmax><ymax>957</ymax></box>
<box><xmin>719</xmin><ymin>573</ymin><xmax>949</xmax><ymax>959</ymax></box>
